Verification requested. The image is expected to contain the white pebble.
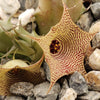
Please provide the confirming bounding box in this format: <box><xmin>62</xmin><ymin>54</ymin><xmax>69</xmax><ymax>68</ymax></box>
<box><xmin>60</xmin><ymin>88</ymin><xmax>77</xmax><ymax>100</ymax></box>
<box><xmin>0</xmin><ymin>0</ymin><xmax>20</xmax><ymax>20</ymax></box>
<box><xmin>89</xmin><ymin>20</ymin><xmax>100</xmax><ymax>33</ymax></box>
<box><xmin>17</xmin><ymin>9</ymin><xmax>35</xmax><ymax>26</ymax></box>
<box><xmin>89</xmin><ymin>48</ymin><xmax>100</xmax><ymax>70</ymax></box>
<box><xmin>85</xmin><ymin>71</ymin><xmax>100</xmax><ymax>91</ymax></box>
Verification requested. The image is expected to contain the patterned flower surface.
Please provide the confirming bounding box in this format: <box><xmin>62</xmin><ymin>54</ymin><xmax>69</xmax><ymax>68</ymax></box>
<box><xmin>29</xmin><ymin>3</ymin><xmax>95</xmax><ymax>92</ymax></box>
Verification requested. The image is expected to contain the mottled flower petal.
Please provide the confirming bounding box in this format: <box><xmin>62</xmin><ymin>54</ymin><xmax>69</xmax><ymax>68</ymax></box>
<box><xmin>28</xmin><ymin>3</ymin><xmax>95</xmax><ymax>92</ymax></box>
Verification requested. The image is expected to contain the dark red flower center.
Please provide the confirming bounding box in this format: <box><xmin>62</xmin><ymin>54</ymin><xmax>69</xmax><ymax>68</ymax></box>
<box><xmin>50</xmin><ymin>40</ymin><xmax>60</xmax><ymax>54</ymax></box>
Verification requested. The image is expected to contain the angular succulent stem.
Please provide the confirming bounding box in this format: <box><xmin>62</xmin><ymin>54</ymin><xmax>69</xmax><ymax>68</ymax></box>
<box><xmin>1</xmin><ymin>46</ymin><xmax>16</xmax><ymax>58</ymax></box>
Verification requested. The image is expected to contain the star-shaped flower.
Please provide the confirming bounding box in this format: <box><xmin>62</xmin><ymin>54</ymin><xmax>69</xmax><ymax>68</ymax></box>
<box><xmin>29</xmin><ymin>3</ymin><xmax>95</xmax><ymax>92</ymax></box>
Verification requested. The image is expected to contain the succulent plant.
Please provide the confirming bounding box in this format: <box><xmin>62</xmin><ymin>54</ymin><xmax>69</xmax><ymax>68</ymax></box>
<box><xmin>0</xmin><ymin>0</ymin><xmax>93</xmax><ymax>95</ymax></box>
<box><xmin>0</xmin><ymin>19</ymin><xmax>13</xmax><ymax>53</ymax></box>
<box><xmin>65</xmin><ymin>0</ymin><xmax>86</xmax><ymax>22</ymax></box>
<box><xmin>0</xmin><ymin>55</ymin><xmax>44</xmax><ymax>95</ymax></box>
<box><xmin>35</xmin><ymin>0</ymin><xmax>85</xmax><ymax>35</ymax></box>
<box><xmin>0</xmin><ymin>19</ymin><xmax>44</xmax><ymax>95</ymax></box>
<box><xmin>0</xmin><ymin>19</ymin><xmax>43</xmax><ymax>63</ymax></box>
<box><xmin>28</xmin><ymin>2</ymin><xmax>95</xmax><ymax>93</ymax></box>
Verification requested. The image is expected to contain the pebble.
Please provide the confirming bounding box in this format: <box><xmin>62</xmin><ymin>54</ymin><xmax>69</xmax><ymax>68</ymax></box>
<box><xmin>0</xmin><ymin>0</ymin><xmax>20</xmax><ymax>20</ymax></box>
<box><xmin>0</xmin><ymin>7</ymin><xmax>8</xmax><ymax>20</ymax></box>
<box><xmin>0</xmin><ymin>96</ymin><xmax>6</xmax><ymax>100</ymax></box>
<box><xmin>77</xmin><ymin>11</ymin><xmax>93</xmax><ymax>32</ymax></box>
<box><xmin>91</xmin><ymin>3</ymin><xmax>100</xmax><ymax>19</ymax></box>
<box><xmin>89</xmin><ymin>48</ymin><xmax>100</xmax><ymax>70</ymax></box>
<box><xmin>17</xmin><ymin>8</ymin><xmax>35</xmax><ymax>26</ymax></box>
<box><xmin>36</xmin><ymin>94</ymin><xmax>57</xmax><ymax>100</ymax></box>
<box><xmin>25</xmin><ymin>0</ymin><xmax>38</xmax><ymax>9</ymax></box>
<box><xmin>40</xmin><ymin>67</ymin><xmax>46</xmax><ymax>80</ymax></box>
<box><xmin>0</xmin><ymin>58</ymin><xmax>11</xmax><ymax>65</ymax></box>
<box><xmin>18</xmin><ymin>0</ymin><xmax>26</xmax><ymax>10</ymax></box>
<box><xmin>33</xmin><ymin>81</ymin><xmax>60</xmax><ymax>100</ymax></box>
<box><xmin>85</xmin><ymin>71</ymin><xmax>100</xmax><ymax>91</ymax></box>
<box><xmin>25</xmin><ymin>22</ymin><xmax>36</xmax><ymax>33</ymax></box>
<box><xmin>78</xmin><ymin>91</ymin><xmax>100</xmax><ymax>100</ymax></box>
<box><xmin>59</xmin><ymin>79</ymin><xmax>69</xmax><ymax>99</ymax></box>
<box><xmin>5</xmin><ymin>96</ymin><xmax>25</xmax><ymax>100</ymax></box>
<box><xmin>27</xmin><ymin>96</ymin><xmax>35</xmax><ymax>100</ymax></box>
<box><xmin>11</xmin><ymin>18</ymin><xmax>18</xmax><ymax>26</ymax></box>
<box><xmin>10</xmin><ymin>82</ymin><xmax>34</xmax><ymax>97</ymax></box>
<box><xmin>89</xmin><ymin>20</ymin><xmax>100</xmax><ymax>33</ymax></box>
<box><xmin>43</xmin><ymin>61</ymin><xmax>51</xmax><ymax>82</ymax></box>
<box><xmin>92</xmin><ymin>0</ymin><xmax>100</xmax><ymax>2</ymax></box>
<box><xmin>91</xmin><ymin>32</ymin><xmax>100</xmax><ymax>49</ymax></box>
<box><xmin>60</xmin><ymin>88</ymin><xmax>77</xmax><ymax>100</ymax></box>
<box><xmin>69</xmin><ymin>72</ymin><xmax>88</xmax><ymax>95</ymax></box>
